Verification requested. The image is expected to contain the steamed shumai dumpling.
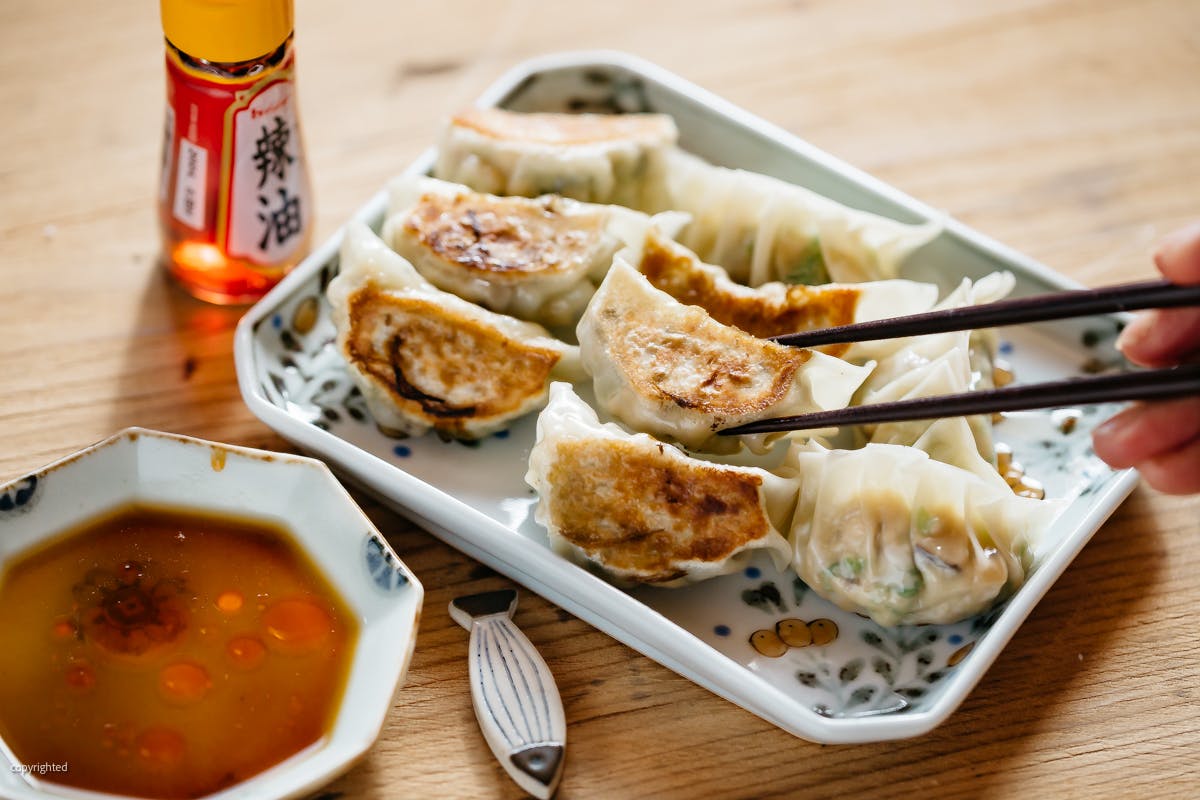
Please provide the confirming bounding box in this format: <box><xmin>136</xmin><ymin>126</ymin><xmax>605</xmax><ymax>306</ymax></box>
<box><xmin>326</xmin><ymin>221</ymin><xmax>581</xmax><ymax>440</ymax></box>
<box><xmin>525</xmin><ymin>382</ymin><xmax>796</xmax><ymax>585</ymax></box>
<box><xmin>434</xmin><ymin>108</ymin><xmax>677</xmax><ymax>211</ymax></box>
<box><xmin>576</xmin><ymin>259</ymin><xmax>874</xmax><ymax>453</ymax></box>
<box><xmin>629</xmin><ymin>225</ymin><xmax>939</xmax><ymax>356</ymax></box>
<box><xmin>785</xmin><ymin>441</ymin><xmax>1059</xmax><ymax>626</ymax></box>
<box><xmin>663</xmin><ymin>149</ymin><xmax>940</xmax><ymax>285</ymax></box>
<box><xmin>381</xmin><ymin>176</ymin><xmax>660</xmax><ymax>329</ymax></box>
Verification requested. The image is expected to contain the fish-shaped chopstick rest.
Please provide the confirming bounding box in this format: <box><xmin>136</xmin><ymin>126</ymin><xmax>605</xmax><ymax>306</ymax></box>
<box><xmin>449</xmin><ymin>589</ymin><xmax>566</xmax><ymax>799</ymax></box>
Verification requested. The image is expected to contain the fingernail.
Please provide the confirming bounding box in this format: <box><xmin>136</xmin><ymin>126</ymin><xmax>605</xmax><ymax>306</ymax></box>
<box><xmin>1092</xmin><ymin>414</ymin><xmax>1123</xmax><ymax>441</ymax></box>
<box><xmin>1091</xmin><ymin>410</ymin><xmax>1137</xmax><ymax>468</ymax></box>
<box><xmin>1115</xmin><ymin>314</ymin><xmax>1148</xmax><ymax>354</ymax></box>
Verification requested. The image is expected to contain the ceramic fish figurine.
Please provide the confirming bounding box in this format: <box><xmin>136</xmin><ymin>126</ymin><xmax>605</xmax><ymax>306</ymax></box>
<box><xmin>449</xmin><ymin>589</ymin><xmax>566</xmax><ymax>799</ymax></box>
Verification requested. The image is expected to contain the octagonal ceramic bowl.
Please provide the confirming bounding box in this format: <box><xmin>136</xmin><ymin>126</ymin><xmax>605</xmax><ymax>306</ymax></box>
<box><xmin>0</xmin><ymin>428</ymin><xmax>423</xmax><ymax>800</ymax></box>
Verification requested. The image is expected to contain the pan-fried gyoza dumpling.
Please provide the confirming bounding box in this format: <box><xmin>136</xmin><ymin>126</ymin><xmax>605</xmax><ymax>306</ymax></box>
<box><xmin>434</xmin><ymin>108</ymin><xmax>677</xmax><ymax>211</ymax></box>
<box><xmin>576</xmin><ymin>260</ymin><xmax>874</xmax><ymax>454</ymax></box>
<box><xmin>380</xmin><ymin>176</ymin><xmax>659</xmax><ymax>329</ymax></box>
<box><xmin>630</xmin><ymin>225</ymin><xmax>939</xmax><ymax>356</ymax></box>
<box><xmin>663</xmin><ymin>150</ymin><xmax>940</xmax><ymax>285</ymax></box>
<box><xmin>326</xmin><ymin>221</ymin><xmax>582</xmax><ymax>440</ymax></box>
<box><xmin>525</xmin><ymin>382</ymin><xmax>796</xmax><ymax>585</ymax></box>
<box><xmin>785</xmin><ymin>441</ymin><xmax>1059</xmax><ymax>626</ymax></box>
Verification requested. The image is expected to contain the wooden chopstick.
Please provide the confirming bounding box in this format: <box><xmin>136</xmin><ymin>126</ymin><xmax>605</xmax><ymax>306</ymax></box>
<box><xmin>770</xmin><ymin>279</ymin><xmax>1200</xmax><ymax>348</ymax></box>
<box><xmin>717</xmin><ymin>364</ymin><xmax>1200</xmax><ymax>436</ymax></box>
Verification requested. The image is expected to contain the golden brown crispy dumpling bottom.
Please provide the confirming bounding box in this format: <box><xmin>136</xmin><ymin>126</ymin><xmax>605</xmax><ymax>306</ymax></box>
<box><xmin>544</xmin><ymin>438</ymin><xmax>771</xmax><ymax>583</ymax></box>
<box><xmin>345</xmin><ymin>287</ymin><xmax>561</xmax><ymax>437</ymax></box>
<box><xmin>638</xmin><ymin>233</ymin><xmax>861</xmax><ymax>357</ymax></box>
<box><xmin>402</xmin><ymin>192</ymin><xmax>607</xmax><ymax>279</ymax></box>
<box><xmin>594</xmin><ymin>299</ymin><xmax>813</xmax><ymax>417</ymax></box>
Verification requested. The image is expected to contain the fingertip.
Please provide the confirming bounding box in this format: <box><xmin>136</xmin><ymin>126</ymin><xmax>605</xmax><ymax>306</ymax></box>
<box><xmin>1091</xmin><ymin>397</ymin><xmax>1200</xmax><ymax>471</ymax></box>
<box><xmin>1114</xmin><ymin>313</ymin><xmax>1154</xmax><ymax>365</ymax></box>
<box><xmin>1134</xmin><ymin>436</ymin><xmax>1200</xmax><ymax>495</ymax></box>
<box><xmin>1153</xmin><ymin>221</ymin><xmax>1200</xmax><ymax>285</ymax></box>
<box><xmin>1113</xmin><ymin>306</ymin><xmax>1200</xmax><ymax>367</ymax></box>
<box><xmin>1092</xmin><ymin>409</ymin><xmax>1138</xmax><ymax>469</ymax></box>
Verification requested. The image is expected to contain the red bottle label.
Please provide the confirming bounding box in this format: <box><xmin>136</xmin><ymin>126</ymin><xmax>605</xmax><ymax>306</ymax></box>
<box><xmin>162</xmin><ymin>50</ymin><xmax>310</xmax><ymax>270</ymax></box>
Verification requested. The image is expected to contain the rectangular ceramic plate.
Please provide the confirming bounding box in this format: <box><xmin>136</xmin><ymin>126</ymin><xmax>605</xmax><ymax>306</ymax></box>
<box><xmin>233</xmin><ymin>51</ymin><xmax>1136</xmax><ymax>744</ymax></box>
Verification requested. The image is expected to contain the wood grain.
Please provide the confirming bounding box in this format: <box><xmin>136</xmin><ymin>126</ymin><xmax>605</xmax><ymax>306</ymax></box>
<box><xmin>1</xmin><ymin>0</ymin><xmax>1197</xmax><ymax>797</ymax></box>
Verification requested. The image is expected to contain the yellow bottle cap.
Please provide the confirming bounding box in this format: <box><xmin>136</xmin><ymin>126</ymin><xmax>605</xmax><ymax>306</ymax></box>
<box><xmin>161</xmin><ymin>0</ymin><xmax>293</xmax><ymax>64</ymax></box>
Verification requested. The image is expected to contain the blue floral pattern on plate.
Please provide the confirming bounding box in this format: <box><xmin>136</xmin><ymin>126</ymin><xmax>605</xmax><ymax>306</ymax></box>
<box><xmin>238</xmin><ymin>57</ymin><xmax>1136</xmax><ymax>739</ymax></box>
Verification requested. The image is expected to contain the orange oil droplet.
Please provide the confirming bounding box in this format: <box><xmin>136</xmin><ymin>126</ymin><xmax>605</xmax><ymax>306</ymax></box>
<box><xmin>64</xmin><ymin>663</ymin><xmax>96</xmax><ymax>692</ymax></box>
<box><xmin>216</xmin><ymin>591</ymin><xmax>244</xmax><ymax>614</ymax></box>
<box><xmin>226</xmin><ymin>636</ymin><xmax>267</xmax><ymax>669</ymax></box>
<box><xmin>136</xmin><ymin>726</ymin><xmax>186</xmax><ymax>766</ymax></box>
<box><xmin>158</xmin><ymin>661</ymin><xmax>211</xmax><ymax>704</ymax></box>
<box><xmin>51</xmin><ymin>618</ymin><xmax>75</xmax><ymax>640</ymax></box>
<box><xmin>263</xmin><ymin>598</ymin><xmax>332</xmax><ymax>654</ymax></box>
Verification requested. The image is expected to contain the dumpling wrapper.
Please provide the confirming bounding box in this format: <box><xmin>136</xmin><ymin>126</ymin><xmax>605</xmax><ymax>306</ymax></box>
<box><xmin>526</xmin><ymin>382</ymin><xmax>796</xmax><ymax>586</ymax></box>
<box><xmin>434</xmin><ymin>108</ymin><xmax>677</xmax><ymax>211</ymax></box>
<box><xmin>381</xmin><ymin>176</ymin><xmax>661</xmax><ymax>329</ymax></box>
<box><xmin>785</xmin><ymin>441</ymin><xmax>1060</xmax><ymax>626</ymax></box>
<box><xmin>326</xmin><ymin>221</ymin><xmax>582</xmax><ymax>440</ymax></box>
<box><xmin>577</xmin><ymin>260</ymin><xmax>874</xmax><ymax>454</ymax></box>
<box><xmin>663</xmin><ymin>149</ymin><xmax>941</xmax><ymax>285</ymax></box>
<box><xmin>853</xmin><ymin>272</ymin><xmax>1016</xmax><ymax>463</ymax></box>
<box><xmin>846</xmin><ymin>271</ymin><xmax>1015</xmax><ymax>365</ymax></box>
<box><xmin>909</xmin><ymin>417</ymin><xmax>1011</xmax><ymax>490</ymax></box>
<box><xmin>631</xmin><ymin>225</ymin><xmax>939</xmax><ymax>356</ymax></box>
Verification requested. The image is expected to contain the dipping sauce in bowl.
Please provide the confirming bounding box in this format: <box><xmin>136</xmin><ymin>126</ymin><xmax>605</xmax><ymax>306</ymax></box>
<box><xmin>0</xmin><ymin>504</ymin><xmax>357</xmax><ymax>800</ymax></box>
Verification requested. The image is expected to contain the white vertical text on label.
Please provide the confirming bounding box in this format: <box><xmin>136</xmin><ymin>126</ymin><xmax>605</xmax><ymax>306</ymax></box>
<box><xmin>172</xmin><ymin>139</ymin><xmax>208</xmax><ymax>230</ymax></box>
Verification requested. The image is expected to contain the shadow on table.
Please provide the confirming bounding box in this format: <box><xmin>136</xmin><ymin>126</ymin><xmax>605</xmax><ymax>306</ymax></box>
<box><xmin>104</xmin><ymin>263</ymin><xmax>289</xmax><ymax>450</ymax></box>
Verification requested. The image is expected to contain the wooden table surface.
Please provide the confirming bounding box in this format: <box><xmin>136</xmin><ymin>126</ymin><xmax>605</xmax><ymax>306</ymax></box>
<box><xmin>2</xmin><ymin>0</ymin><xmax>1198</xmax><ymax>797</ymax></box>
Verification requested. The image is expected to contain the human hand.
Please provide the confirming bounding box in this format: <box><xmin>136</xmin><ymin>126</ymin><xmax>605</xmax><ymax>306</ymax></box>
<box><xmin>1091</xmin><ymin>222</ymin><xmax>1200</xmax><ymax>494</ymax></box>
